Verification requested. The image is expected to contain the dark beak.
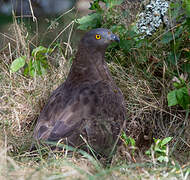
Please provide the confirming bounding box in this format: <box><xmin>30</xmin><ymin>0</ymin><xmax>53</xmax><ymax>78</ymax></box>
<box><xmin>111</xmin><ymin>34</ymin><xmax>120</xmax><ymax>43</ymax></box>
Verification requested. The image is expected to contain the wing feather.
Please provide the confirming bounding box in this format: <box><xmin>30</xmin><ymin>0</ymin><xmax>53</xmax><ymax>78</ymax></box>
<box><xmin>33</xmin><ymin>81</ymin><xmax>125</xmax><ymax>154</ymax></box>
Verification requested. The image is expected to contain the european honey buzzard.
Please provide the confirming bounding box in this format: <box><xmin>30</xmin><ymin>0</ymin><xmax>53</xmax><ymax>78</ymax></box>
<box><xmin>32</xmin><ymin>28</ymin><xmax>126</xmax><ymax>158</ymax></box>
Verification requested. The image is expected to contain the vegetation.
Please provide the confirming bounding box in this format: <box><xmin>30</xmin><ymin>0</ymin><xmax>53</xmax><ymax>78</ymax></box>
<box><xmin>1</xmin><ymin>0</ymin><xmax>190</xmax><ymax>179</ymax></box>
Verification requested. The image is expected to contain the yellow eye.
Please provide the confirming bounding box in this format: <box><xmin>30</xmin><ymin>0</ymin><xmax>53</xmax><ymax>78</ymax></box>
<box><xmin>95</xmin><ymin>34</ymin><xmax>101</xmax><ymax>40</ymax></box>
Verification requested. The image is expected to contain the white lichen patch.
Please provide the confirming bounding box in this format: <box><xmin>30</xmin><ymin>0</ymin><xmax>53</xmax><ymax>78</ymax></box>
<box><xmin>136</xmin><ymin>0</ymin><xmax>169</xmax><ymax>38</ymax></box>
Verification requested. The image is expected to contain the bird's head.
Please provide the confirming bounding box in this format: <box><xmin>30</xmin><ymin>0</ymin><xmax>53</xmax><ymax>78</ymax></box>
<box><xmin>80</xmin><ymin>28</ymin><xmax>120</xmax><ymax>51</ymax></box>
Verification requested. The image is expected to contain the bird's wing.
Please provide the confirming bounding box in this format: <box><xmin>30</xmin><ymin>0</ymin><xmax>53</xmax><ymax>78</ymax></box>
<box><xmin>33</xmin><ymin>83</ymin><xmax>98</xmax><ymax>142</ymax></box>
<box><xmin>33</xmin><ymin>81</ymin><xmax>125</xmax><ymax>151</ymax></box>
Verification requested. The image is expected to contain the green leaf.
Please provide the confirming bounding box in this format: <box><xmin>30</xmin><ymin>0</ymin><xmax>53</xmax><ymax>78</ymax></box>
<box><xmin>37</xmin><ymin>60</ymin><xmax>47</xmax><ymax>75</ymax></box>
<box><xmin>89</xmin><ymin>0</ymin><xmax>102</xmax><ymax>10</ymax></box>
<box><xmin>32</xmin><ymin>46</ymin><xmax>50</xmax><ymax>58</ymax></box>
<box><xmin>145</xmin><ymin>150</ymin><xmax>151</xmax><ymax>155</ymax></box>
<box><xmin>121</xmin><ymin>132</ymin><xmax>135</xmax><ymax>146</ymax></box>
<box><xmin>77</xmin><ymin>13</ymin><xmax>102</xmax><ymax>30</ymax></box>
<box><xmin>174</xmin><ymin>26</ymin><xmax>183</xmax><ymax>39</ymax></box>
<box><xmin>167</xmin><ymin>90</ymin><xmax>178</xmax><ymax>106</ymax></box>
<box><xmin>157</xmin><ymin>156</ymin><xmax>168</xmax><ymax>163</ymax></box>
<box><xmin>161</xmin><ymin>137</ymin><xmax>173</xmax><ymax>147</ymax></box>
<box><xmin>29</xmin><ymin>69</ymin><xmax>35</xmax><ymax>77</ymax></box>
<box><xmin>23</xmin><ymin>64</ymin><xmax>29</xmax><ymax>76</ymax></box>
<box><xmin>167</xmin><ymin>51</ymin><xmax>180</xmax><ymax>65</ymax></box>
<box><xmin>161</xmin><ymin>31</ymin><xmax>173</xmax><ymax>44</ymax></box>
<box><xmin>182</xmin><ymin>63</ymin><xmax>190</xmax><ymax>73</ymax></box>
<box><xmin>173</xmin><ymin>82</ymin><xmax>182</xmax><ymax>88</ymax></box>
<box><xmin>176</xmin><ymin>87</ymin><xmax>190</xmax><ymax>109</ymax></box>
<box><xmin>186</xmin><ymin>17</ymin><xmax>190</xmax><ymax>31</ymax></box>
<box><xmin>40</xmin><ymin>66</ymin><xmax>47</xmax><ymax>75</ymax></box>
<box><xmin>121</xmin><ymin>131</ymin><xmax>127</xmax><ymax>140</ymax></box>
<box><xmin>26</xmin><ymin>59</ymin><xmax>36</xmax><ymax>77</ymax></box>
<box><xmin>10</xmin><ymin>56</ymin><xmax>26</xmax><ymax>72</ymax></box>
<box><xmin>183</xmin><ymin>0</ymin><xmax>190</xmax><ymax>17</ymax></box>
<box><xmin>154</xmin><ymin>147</ymin><xmax>165</xmax><ymax>153</ymax></box>
<box><xmin>105</xmin><ymin>0</ymin><xmax>123</xmax><ymax>8</ymax></box>
<box><xmin>111</xmin><ymin>25</ymin><xmax>126</xmax><ymax>36</ymax></box>
<box><xmin>161</xmin><ymin>26</ymin><xmax>182</xmax><ymax>44</ymax></box>
<box><xmin>120</xmin><ymin>39</ymin><xmax>134</xmax><ymax>52</ymax></box>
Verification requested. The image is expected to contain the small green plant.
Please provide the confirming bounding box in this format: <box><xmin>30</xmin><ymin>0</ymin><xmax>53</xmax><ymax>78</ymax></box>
<box><xmin>121</xmin><ymin>132</ymin><xmax>136</xmax><ymax>156</ymax></box>
<box><xmin>10</xmin><ymin>46</ymin><xmax>52</xmax><ymax>77</ymax></box>
<box><xmin>162</xmin><ymin>0</ymin><xmax>190</xmax><ymax>110</ymax></box>
<box><xmin>77</xmin><ymin>0</ymin><xmax>124</xmax><ymax>30</ymax></box>
<box><xmin>145</xmin><ymin>137</ymin><xmax>173</xmax><ymax>163</ymax></box>
<box><xmin>167</xmin><ymin>76</ymin><xmax>190</xmax><ymax>109</ymax></box>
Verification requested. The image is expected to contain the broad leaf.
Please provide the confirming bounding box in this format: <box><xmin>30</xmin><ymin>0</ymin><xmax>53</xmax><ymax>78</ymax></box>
<box><xmin>77</xmin><ymin>13</ymin><xmax>102</xmax><ymax>30</ymax></box>
<box><xmin>176</xmin><ymin>87</ymin><xmax>190</xmax><ymax>109</ymax></box>
<box><xmin>10</xmin><ymin>56</ymin><xmax>26</xmax><ymax>72</ymax></box>
<box><xmin>167</xmin><ymin>90</ymin><xmax>178</xmax><ymax>106</ymax></box>
<box><xmin>160</xmin><ymin>137</ymin><xmax>173</xmax><ymax>147</ymax></box>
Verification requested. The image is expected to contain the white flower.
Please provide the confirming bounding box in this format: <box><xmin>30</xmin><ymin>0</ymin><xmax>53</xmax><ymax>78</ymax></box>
<box><xmin>136</xmin><ymin>0</ymin><xmax>169</xmax><ymax>38</ymax></box>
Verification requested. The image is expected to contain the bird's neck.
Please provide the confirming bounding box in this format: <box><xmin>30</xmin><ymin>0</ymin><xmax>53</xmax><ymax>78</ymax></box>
<box><xmin>65</xmin><ymin>47</ymin><xmax>114</xmax><ymax>87</ymax></box>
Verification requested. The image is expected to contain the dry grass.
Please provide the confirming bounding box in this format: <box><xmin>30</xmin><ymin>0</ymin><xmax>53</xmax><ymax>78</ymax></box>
<box><xmin>0</xmin><ymin>15</ymin><xmax>190</xmax><ymax>179</ymax></box>
<box><xmin>109</xmin><ymin>61</ymin><xmax>189</xmax><ymax>156</ymax></box>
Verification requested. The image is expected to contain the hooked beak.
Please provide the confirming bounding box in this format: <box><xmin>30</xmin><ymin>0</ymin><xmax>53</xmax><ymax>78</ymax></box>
<box><xmin>111</xmin><ymin>33</ymin><xmax>120</xmax><ymax>43</ymax></box>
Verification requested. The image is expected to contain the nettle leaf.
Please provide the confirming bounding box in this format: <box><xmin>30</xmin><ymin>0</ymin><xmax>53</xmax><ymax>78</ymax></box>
<box><xmin>77</xmin><ymin>13</ymin><xmax>102</xmax><ymax>30</ymax></box>
<box><xmin>10</xmin><ymin>56</ymin><xmax>26</xmax><ymax>72</ymax></box>
<box><xmin>167</xmin><ymin>90</ymin><xmax>178</xmax><ymax>107</ymax></box>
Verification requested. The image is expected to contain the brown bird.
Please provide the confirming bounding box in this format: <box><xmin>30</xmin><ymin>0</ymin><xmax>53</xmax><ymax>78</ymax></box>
<box><xmin>32</xmin><ymin>28</ymin><xmax>126</xmax><ymax>158</ymax></box>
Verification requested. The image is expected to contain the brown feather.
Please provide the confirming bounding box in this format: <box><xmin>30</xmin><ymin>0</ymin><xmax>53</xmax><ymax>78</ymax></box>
<box><xmin>32</xmin><ymin>28</ymin><xmax>126</xmax><ymax>157</ymax></box>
